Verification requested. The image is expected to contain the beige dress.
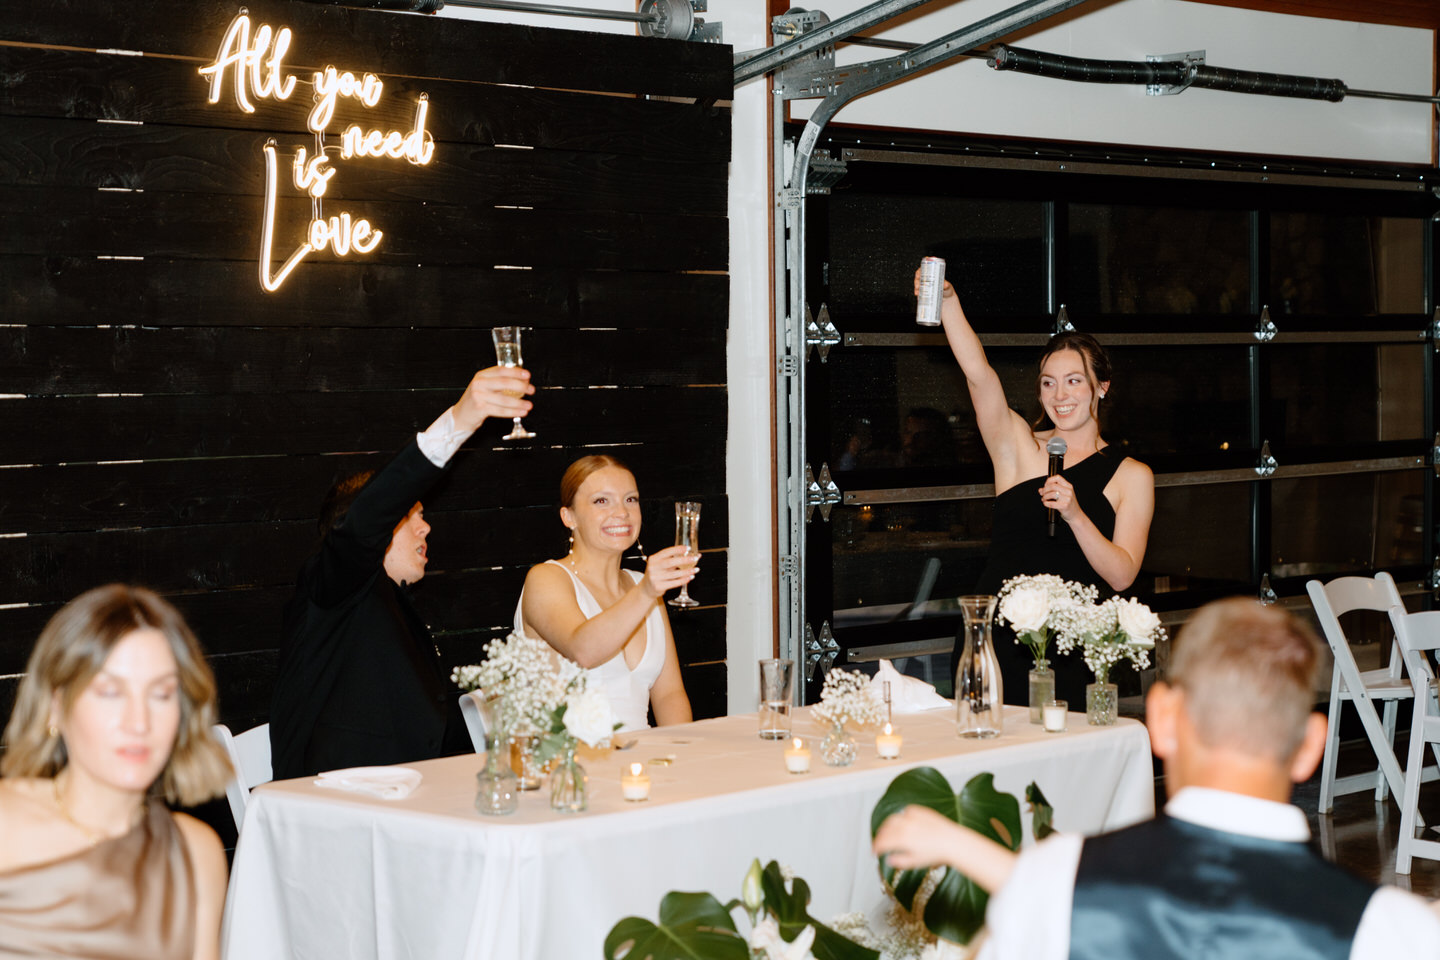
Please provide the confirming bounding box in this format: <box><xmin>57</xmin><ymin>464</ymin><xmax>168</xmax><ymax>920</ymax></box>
<box><xmin>0</xmin><ymin>799</ymin><xmax>196</xmax><ymax>959</ymax></box>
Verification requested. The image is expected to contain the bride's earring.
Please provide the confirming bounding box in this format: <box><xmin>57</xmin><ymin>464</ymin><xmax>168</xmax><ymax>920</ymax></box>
<box><xmin>637</xmin><ymin>541</ymin><xmax>648</xmax><ymax>561</ymax></box>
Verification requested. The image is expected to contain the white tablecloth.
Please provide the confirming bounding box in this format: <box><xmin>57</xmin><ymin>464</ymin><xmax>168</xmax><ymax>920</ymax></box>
<box><xmin>221</xmin><ymin>705</ymin><xmax>1154</xmax><ymax>960</ymax></box>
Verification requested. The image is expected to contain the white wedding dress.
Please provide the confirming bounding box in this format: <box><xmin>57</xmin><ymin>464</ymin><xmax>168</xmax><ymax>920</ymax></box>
<box><xmin>513</xmin><ymin>559</ymin><xmax>665</xmax><ymax>732</ymax></box>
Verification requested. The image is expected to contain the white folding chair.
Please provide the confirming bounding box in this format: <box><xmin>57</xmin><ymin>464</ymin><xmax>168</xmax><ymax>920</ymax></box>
<box><xmin>458</xmin><ymin>691</ymin><xmax>492</xmax><ymax>752</ymax></box>
<box><xmin>1385</xmin><ymin>605</ymin><xmax>1440</xmax><ymax>874</ymax></box>
<box><xmin>1306</xmin><ymin>573</ymin><xmax>1413</xmax><ymax>812</ymax></box>
<box><xmin>212</xmin><ymin>723</ymin><xmax>273</xmax><ymax>832</ymax></box>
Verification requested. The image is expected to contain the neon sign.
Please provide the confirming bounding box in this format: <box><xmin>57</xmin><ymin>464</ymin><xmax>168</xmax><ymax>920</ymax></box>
<box><xmin>199</xmin><ymin>13</ymin><xmax>436</xmax><ymax>292</ymax></box>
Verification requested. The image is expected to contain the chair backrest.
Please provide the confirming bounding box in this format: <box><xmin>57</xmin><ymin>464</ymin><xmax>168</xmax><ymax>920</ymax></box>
<box><xmin>212</xmin><ymin>723</ymin><xmax>273</xmax><ymax>831</ymax></box>
<box><xmin>1387</xmin><ymin>606</ymin><xmax>1440</xmax><ymax>700</ymax></box>
<box><xmin>458</xmin><ymin>691</ymin><xmax>491</xmax><ymax>752</ymax></box>
<box><xmin>1306</xmin><ymin>572</ymin><xmax>1405</xmax><ymax>680</ymax></box>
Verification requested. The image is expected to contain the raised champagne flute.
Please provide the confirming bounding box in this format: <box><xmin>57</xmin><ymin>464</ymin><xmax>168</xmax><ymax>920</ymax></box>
<box><xmin>668</xmin><ymin>501</ymin><xmax>701</xmax><ymax>608</ymax></box>
<box><xmin>490</xmin><ymin>326</ymin><xmax>536</xmax><ymax>441</ymax></box>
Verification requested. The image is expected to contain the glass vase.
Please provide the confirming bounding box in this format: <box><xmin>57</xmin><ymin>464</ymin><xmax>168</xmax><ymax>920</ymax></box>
<box><xmin>956</xmin><ymin>595</ymin><xmax>1003</xmax><ymax>738</ymax></box>
<box><xmin>1086</xmin><ymin>681</ymin><xmax>1119</xmax><ymax>726</ymax></box>
<box><xmin>1028</xmin><ymin>661</ymin><xmax>1055</xmax><ymax>725</ymax></box>
<box><xmin>474</xmin><ymin>735</ymin><xmax>519</xmax><ymax>816</ymax></box>
<box><xmin>820</xmin><ymin>723</ymin><xmax>857</xmax><ymax>766</ymax></box>
<box><xmin>510</xmin><ymin>732</ymin><xmax>543</xmax><ymax>790</ymax></box>
<box><xmin>548</xmin><ymin>740</ymin><xmax>588</xmax><ymax>813</ymax></box>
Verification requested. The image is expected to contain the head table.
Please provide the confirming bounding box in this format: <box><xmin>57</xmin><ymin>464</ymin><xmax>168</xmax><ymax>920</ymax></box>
<box><xmin>221</xmin><ymin>705</ymin><xmax>1153</xmax><ymax>960</ymax></box>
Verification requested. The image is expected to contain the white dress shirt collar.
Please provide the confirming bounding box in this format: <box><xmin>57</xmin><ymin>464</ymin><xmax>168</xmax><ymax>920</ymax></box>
<box><xmin>1164</xmin><ymin>786</ymin><xmax>1311</xmax><ymax>843</ymax></box>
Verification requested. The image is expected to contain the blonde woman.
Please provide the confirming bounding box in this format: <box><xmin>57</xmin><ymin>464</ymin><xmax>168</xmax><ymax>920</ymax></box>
<box><xmin>0</xmin><ymin>584</ymin><xmax>232</xmax><ymax>960</ymax></box>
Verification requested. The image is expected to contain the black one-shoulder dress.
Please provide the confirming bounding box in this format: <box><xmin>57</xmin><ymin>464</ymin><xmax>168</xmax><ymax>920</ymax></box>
<box><xmin>952</xmin><ymin>448</ymin><xmax>1123</xmax><ymax>708</ymax></box>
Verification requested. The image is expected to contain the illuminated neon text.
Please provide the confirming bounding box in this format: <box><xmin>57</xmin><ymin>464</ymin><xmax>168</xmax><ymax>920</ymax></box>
<box><xmin>199</xmin><ymin>13</ymin><xmax>436</xmax><ymax>292</ymax></box>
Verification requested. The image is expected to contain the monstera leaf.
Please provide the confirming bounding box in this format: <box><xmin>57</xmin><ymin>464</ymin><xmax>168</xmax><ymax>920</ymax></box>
<box><xmin>870</xmin><ymin>768</ymin><xmax>1023</xmax><ymax>945</ymax></box>
<box><xmin>1026</xmin><ymin>782</ymin><xmax>1055</xmax><ymax>841</ymax></box>
<box><xmin>604</xmin><ymin>891</ymin><xmax>748</xmax><ymax>960</ymax></box>
<box><xmin>758</xmin><ymin>861</ymin><xmax>880</xmax><ymax>960</ymax></box>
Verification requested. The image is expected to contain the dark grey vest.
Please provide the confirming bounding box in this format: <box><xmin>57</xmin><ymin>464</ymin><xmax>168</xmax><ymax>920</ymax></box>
<box><xmin>1070</xmin><ymin>814</ymin><xmax>1374</xmax><ymax>960</ymax></box>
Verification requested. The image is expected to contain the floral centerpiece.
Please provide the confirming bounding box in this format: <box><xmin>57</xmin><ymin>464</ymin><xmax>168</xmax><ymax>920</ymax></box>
<box><xmin>812</xmin><ymin>669</ymin><xmax>887</xmax><ymax>767</ymax></box>
<box><xmin>452</xmin><ymin>631</ymin><xmax>617</xmax><ymax>812</ymax></box>
<box><xmin>995</xmin><ymin>574</ymin><xmax>1098</xmax><ymax>722</ymax></box>
<box><xmin>1052</xmin><ymin>596</ymin><xmax>1166</xmax><ymax>725</ymax></box>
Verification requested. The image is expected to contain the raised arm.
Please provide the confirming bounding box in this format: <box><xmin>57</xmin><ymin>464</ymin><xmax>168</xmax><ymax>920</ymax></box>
<box><xmin>521</xmin><ymin>546</ymin><xmax>697</xmax><ymax>669</ymax></box>
<box><xmin>872</xmin><ymin>804</ymin><xmax>1017</xmax><ymax>894</ymax></box>
<box><xmin>921</xmin><ymin>270</ymin><xmax>1032</xmax><ymax>476</ymax></box>
<box><xmin>1044</xmin><ymin>457</ymin><xmax>1154</xmax><ymax>591</ymax></box>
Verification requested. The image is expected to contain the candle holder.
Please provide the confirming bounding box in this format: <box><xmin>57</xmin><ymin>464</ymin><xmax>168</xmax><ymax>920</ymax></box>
<box><xmin>620</xmin><ymin>762</ymin><xmax>651</xmax><ymax>802</ymax></box>
<box><xmin>783</xmin><ymin>737</ymin><xmax>811</xmax><ymax>774</ymax></box>
<box><xmin>875</xmin><ymin>722</ymin><xmax>903</xmax><ymax>759</ymax></box>
<box><xmin>1042</xmin><ymin>699</ymin><xmax>1068</xmax><ymax>733</ymax></box>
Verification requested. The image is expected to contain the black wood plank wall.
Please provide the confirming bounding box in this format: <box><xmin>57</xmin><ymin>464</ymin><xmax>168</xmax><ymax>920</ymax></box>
<box><xmin>0</xmin><ymin>0</ymin><xmax>733</xmax><ymax>734</ymax></box>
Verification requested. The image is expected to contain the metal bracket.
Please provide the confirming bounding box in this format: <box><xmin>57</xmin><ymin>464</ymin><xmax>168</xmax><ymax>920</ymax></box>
<box><xmin>806</xmin><ymin>154</ymin><xmax>849</xmax><ymax>195</ymax></box>
<box><xmin>637</xmin><ymin>0</ymin><xmax>721</xmax><ymax>42</ymax></box>
<box><xmin>1145</xmin><ymin>49</ymin><xmax>1205</xmax><ymax>97</ymax></box>
<box><xmin>804</xmin><ymin>620</ymin><xmax>841</xmax><ymax>680</ymax></box>
<box><xmin>1432</xmin><ymin>433</ymin><xmax>1440</xmax><ymax>478</ymax></box>
<box><xmin>804</xmin><ymin>462</ymin><xmax>843</xmax><ymax>522</ymax></box>
<box><xmin>1255</xmin><ymin>440</ymin><xmax>1277</xmax><ymax>477</ymax></box>
<box><xmin>770</xmin><ymin>10</ymin><xmax>836</xmax><ymax>100</ymax></box>
<box><xmin>1053</xmin><ymin>303</ymin><xmax>1075</xmax><ymax>334</ymax></box>
<box><xmin>1254</xmin><ymin>305</ymin><xmax>1277</xmax><ymax>342</ymax></box>
<box><xmin>1430</xmin><ymin>307</ymin><xmax>1440</xmax><ymax>351</ymax></box>
<box><xmin>778</xmin><ymin>355</ymin><xmax>800</xmax><ymax>377</ymax></box>
<box><xmin>1258</xmin><ymin>573</ymin><xmax>1277</xmax><ymax>606</ymax></box>
<box><xmin>779</xmin><ymin>554</ymin><xmax>799</xmax><ymax>580</ymax></box>
<box><xmin>806</xmin><ymin>303</ymin><xmax>842</xmax><ymax>361</ymax></box>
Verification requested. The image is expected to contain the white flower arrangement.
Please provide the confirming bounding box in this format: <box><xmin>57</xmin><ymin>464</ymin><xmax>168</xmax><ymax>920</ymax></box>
<box><xmin>811</xmin><ymin>669</ymin><xmax>887</xmax><ymax>729</ymax></box>
<box><xmin>450</xmin><ymin>631</ymin><xmax>616</xmax><ymax>753</ymax></box>
<box><xmin>1052</xmin><ymin>596</ymin><xmax>1166</xmax><ymax>684</ymax></box>
<box><xmin>995</xmin><ymin>574</ymin><xmax>1098</xmax><ymax>666</ymax></box>
<box><xmin>750</xmin><ymin>918</ymin><xmax>817</xmax><ymax>960</ymax></box>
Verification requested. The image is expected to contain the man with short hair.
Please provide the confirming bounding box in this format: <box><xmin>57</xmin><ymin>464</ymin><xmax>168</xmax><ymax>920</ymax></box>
<box><xmin>875</xmin><ymin>597</ymin><xmax>1440</xmax><ymax>959</ymax></box>
<box><xmin>269</xmin><ymin>366</ymin><xmax>533</xmax><ymax>780</ymax></box>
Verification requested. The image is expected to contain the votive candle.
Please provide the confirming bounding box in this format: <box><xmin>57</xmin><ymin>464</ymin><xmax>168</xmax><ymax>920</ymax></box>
<box><xmin>1042</xmin><ymin>700</ymin><xmax>1068</xmax><ymax>733</ymax></box>
<box><xmin>784</xmin><ymin>737</ymin><xmax>811</xmax><ymax>774</ymax></box>
<box><xmin>620</xmin><ymin>762</ymin><xmax>651</xmax><ymax>801</ymax></box>
<box><xmin>875</xmin><ymin>722</ymin><xmax>903</xmax><ymax>759</ymax></box>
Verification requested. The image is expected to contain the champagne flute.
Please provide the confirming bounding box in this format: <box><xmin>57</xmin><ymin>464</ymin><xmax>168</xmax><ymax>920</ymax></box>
<box><xmin>490</xmin><ymin>326</ymin><xmax>536</xmax><ymax>441</ymax></box>
<box><xmin>668</xmin><ymin>501</ymin><xmax>701</xmax><ymax>608</ymax></box>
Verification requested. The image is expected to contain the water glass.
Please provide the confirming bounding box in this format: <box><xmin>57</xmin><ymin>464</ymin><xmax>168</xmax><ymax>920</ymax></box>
<box><xmin>757</xmin><ymin>658</ymin><xmax>795</xmax><ymax>739</ymax></box>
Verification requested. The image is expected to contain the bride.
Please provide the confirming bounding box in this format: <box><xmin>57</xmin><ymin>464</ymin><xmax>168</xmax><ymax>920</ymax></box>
<box><xmin>515</xmin><ymin>455</ymin><xmax>694</xmax><ymax>730</ymax></box>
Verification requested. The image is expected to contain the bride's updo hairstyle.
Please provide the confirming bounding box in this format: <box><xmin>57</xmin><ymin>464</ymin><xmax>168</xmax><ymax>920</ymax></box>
<box><xmin>1032</xmin><ymin>331</ymin><xmax>1114</xmax><ymax>432</ymax></box>
<box><xmin>559</xmin><ymin>454</ymin><xmax>636</xmax><ymax>508</ymax></box>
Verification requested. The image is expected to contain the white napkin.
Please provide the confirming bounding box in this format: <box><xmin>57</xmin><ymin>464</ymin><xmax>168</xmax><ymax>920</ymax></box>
<box><xmin>314</xmin><ymin>766</ymin><xmax>422</xmax><ymax>800</ymax></box>
<box><xmin>870</xmin><ymin>659</ymin><xmax>950</xmax><ymax>713</ymax></box>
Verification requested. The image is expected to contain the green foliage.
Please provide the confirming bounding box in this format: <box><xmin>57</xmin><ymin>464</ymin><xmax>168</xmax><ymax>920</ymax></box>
<box><xmin>870</xmin><ymin>768</ymin><xmax>1028</xmax><ymax>945</ymax></box>
<box><xmin>604</xmin><ymin>891</ymin><xmax>747</xmax><ymax>960</ymax></box>
<box><xmin>758</xmin><ymin>861</ymin><xmax>880</xmax><ymax>960</ymax></box>
<box><xmin>1026</xmin><ymin>782</ymin><xmax>1055</xmax><ymax>841</ymax></box>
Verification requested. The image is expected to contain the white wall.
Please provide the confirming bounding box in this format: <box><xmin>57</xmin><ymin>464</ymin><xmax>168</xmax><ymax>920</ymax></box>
<box><xmin>786</xmin><ymin>0</ymin><xmax>1434</xmax><ymax>164</ymax></box>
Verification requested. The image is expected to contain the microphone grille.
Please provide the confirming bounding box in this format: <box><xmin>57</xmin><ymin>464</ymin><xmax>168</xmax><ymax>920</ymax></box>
<box><xmin>1046</xmin><ymin>437</ymin><xmax>1067</xmax><ymax>456</ymax></box>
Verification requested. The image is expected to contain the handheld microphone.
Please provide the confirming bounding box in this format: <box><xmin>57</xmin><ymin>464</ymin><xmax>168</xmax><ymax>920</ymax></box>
<box><xmin>1046</xmin><ymin>437</ymin><xmax>1067</xmax><ymax>538</ymax></box>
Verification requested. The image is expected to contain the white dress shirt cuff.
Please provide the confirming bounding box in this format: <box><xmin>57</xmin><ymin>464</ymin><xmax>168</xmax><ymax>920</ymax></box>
<box><xmin>415</xmin><ymin>407</ymin><xmax>473</xmax><ymax>467</ymax></box>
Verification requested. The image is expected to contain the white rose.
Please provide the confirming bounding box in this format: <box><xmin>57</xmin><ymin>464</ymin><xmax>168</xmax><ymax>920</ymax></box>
<box><xmin>562</xmin><ymin>687</ymin><xmax>615</xmax><ymax>745</ymax></box>
<box><xmin>1115</xmin><ymin>598</ymin><xmax>1160</xmax><ymax>645</ymax></box>
<box><xmin>999</xmin><ymin>587</ymin><xmax>1050</xmax><ymax>633</ymax></box>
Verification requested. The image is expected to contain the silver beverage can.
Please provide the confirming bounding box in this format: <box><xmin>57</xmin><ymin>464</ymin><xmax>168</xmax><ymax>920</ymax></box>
<box><xmin>916</xmin><ymin>256</ymin><xmax>945</xmax><ymax>326</ymax></box>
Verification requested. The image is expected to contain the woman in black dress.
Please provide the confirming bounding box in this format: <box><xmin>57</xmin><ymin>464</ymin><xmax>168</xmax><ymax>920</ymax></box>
<box><xmin>921</xmin><ymin>271</ymin><xmax>1156</xmax><ymax>706</ymax></box>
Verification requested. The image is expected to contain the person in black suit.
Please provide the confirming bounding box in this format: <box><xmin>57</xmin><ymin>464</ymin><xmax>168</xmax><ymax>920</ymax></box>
<box><xmin>269</xmin><ymin>366</ymin><xmax>534</xmax><ymax>780</ymax></box>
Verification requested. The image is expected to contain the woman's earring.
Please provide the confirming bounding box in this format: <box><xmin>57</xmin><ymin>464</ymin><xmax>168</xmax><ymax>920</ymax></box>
<box><xmin>638</xmin><ymin>541</ymin><xmax>648</xmax><ymax>561</ymax></box>
<box><xmin>1099</xmin><ymin>391</ymin><xmax>1106</xmax><ymax>399</ymax></box>
<box><xmin>48</xmin><ymin>723</ymin><xmax>59</xmax><ymax>739</ymax></box>
<box><xmin>567</xmin><ymin>532</ymin><xmax>574</xmax><ymax>551</ymax></box>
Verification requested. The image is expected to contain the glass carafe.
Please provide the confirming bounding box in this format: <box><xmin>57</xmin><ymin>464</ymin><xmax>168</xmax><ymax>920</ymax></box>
<box><xmin>956</xmin><ymin>595</ymin><xmax>1004</xmax><ymax>738</ymax></box>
